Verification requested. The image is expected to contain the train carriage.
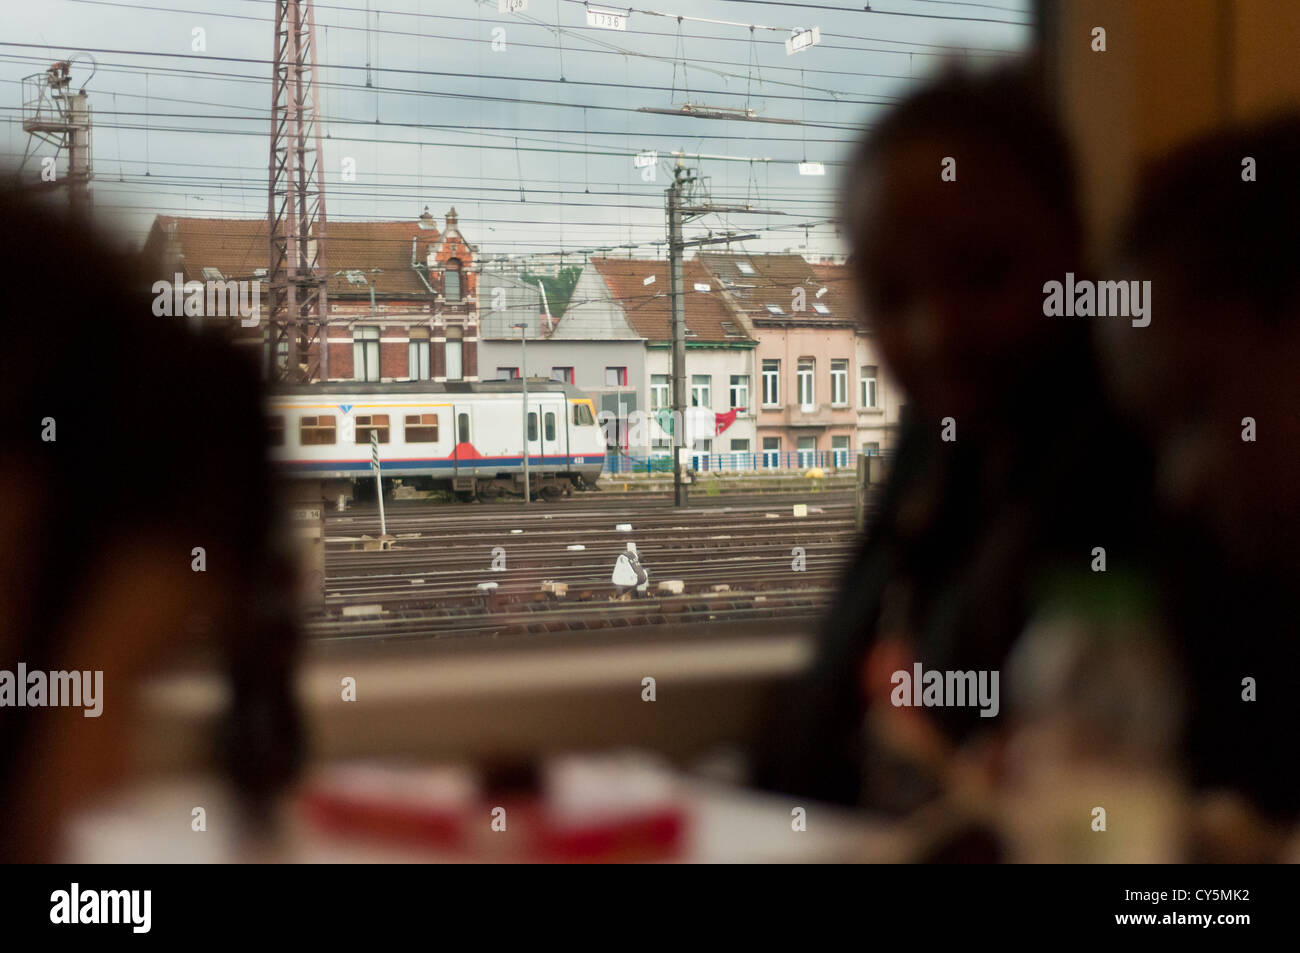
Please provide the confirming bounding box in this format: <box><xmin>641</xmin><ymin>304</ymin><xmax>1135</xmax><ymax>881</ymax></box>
<box><xmin>267</xmin><ymin>380</ymin><xmax>604</xmax><ymax>498</ymax></box>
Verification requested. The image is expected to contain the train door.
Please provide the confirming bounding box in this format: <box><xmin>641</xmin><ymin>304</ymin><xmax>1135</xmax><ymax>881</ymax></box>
<box><xmin>540</xmin><ymin>398</ymin><xmax>566</xmax><ymax>468</ymax></box>
<box><xmin>524</xmin><ymin>399</ymin><xmax>543</xmax><ymax>473</ymax></box>
<box><xmin>453</xmin><ymin>404</ymin><xmax>477</xmax><ymax>483</ymax></box>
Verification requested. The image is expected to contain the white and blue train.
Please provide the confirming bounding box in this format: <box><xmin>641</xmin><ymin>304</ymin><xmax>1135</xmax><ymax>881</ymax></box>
<box><xmin>267</xmin><ymin>380</ymin><xmax>605</xmax><ymax>498</ymax></box>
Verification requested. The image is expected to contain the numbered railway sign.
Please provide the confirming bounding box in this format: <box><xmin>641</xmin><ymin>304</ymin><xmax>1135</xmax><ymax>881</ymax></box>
<box><xmin>499</xmin><ymin>0</ymin><xmax>528</xmax><ymax>11</ymax></box>
<box><xmin>786</xmin><ymin>27</ymin><xmax>821</xmax><ymax>56</ymax></box>
<box><xmin>587</xmin><ymin>6</ymin><xmax>628</xmax><ymax>31</ymax></box>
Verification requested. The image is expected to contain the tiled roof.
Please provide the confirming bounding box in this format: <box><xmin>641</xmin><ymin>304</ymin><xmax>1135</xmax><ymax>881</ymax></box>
<box><xmin>587</xmin><ymin>257</ymin><xmax>753</xmax><ymax>344</ymax></box>
<box><xmin>145</xmin><ymin>216</ymin><xmax>443</xmax><ymax>297</ymax></box>
<box><xmin>698</xmin><ymin>251</ymin><xmax>858</xmax><ymax>327</ymax></box>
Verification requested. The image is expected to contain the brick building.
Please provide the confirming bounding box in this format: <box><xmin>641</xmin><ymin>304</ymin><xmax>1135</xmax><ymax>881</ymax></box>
<box><xmin>141</xmin><ymin>207</ymin><xmax>481</xmax><ymax>383</ymax></box>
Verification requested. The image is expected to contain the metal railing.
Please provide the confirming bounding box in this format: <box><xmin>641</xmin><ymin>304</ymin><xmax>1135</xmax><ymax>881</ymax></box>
<box><xmin>602</xmin><ymin>448</ymin><xmax>887</xmax><ymax>474</ymax></box>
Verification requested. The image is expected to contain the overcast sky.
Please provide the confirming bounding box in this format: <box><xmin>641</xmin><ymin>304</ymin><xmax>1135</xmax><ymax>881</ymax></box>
<box><xmin>2</xmin><ymin>0</ymin><xmax>1030</xmax><ymax>260</ymax></box>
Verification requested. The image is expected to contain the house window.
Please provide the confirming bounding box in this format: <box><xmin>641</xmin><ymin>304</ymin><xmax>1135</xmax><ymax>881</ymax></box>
<box><xmin>446</xmin><ymin>326</ymin><xmax>463</xmax><ymax>381</ymax></box>
<box><xmin>762</xmin><ymin>435</ymin><xmax>781</xmax><ymax>469</ymax></box>
<box><xmin>831</xmin><ymin>359</ymin><xmax>849</xmax><ymax>407</ymax></box>
<box><xmin>650</xmin><ymin>374</ymin><xmax>669</xmax><ymax>411</ymax></box>
<box><xmin>860</xmin><ymin>365</ymin><xmax>879</xmax><ymax>408</ymax></box>
<box><xmin>797</xmin><ymin>358</ymin><xmax>815</xmax><ymax>411</ymax></box>
<box><xmin>444</xmin><ymin>259</ymin><xmax>462</xmax><ymax>303</ymax></box>
<box><xmin>355</xmin><ymin>414</ymin><xmax>390</xmax><ymax>444</ymax></box>
<box><xmin>573</xmin><ymin>403</ymin><xmax>595</xmax><ymax>426</ymax></box>
<box><xmin>408</xmin><ymin>328</ymin><xmax>431</xmax><ymax>380</ymax></box>
<box><xmin>797</xmin><ymin>435</ymin><xmax>816</xmax><ymax>467</ymax></box>
<box><xmin>266</xmin><ymin>415</ymin><xmax>285</xmax><ymax>447</ymax></box>
<box><xmin>404</xmin><ymin>413</ymin><xmax>439</xmax><ymax>443</ymax></box>
<box><xmin>691</xmin><ymin>374</ymin><xmax>711</xmax><ymax>408</ymax></box>
<box><xmin>762</xmin><ymin>359</ymin><xmax>780</xmax><ymax>406</ymax></box>
<box><xmin>729</xmin><ymin>374</ymin><xmax>749</xmax><ymax>410</ymax></box>
<box><xmin>551</xmin><ymin>367</ymin><xmax>574</xmax><ymax>384</ymax></box>
<box><xmin>299</xmin><ymin>414</ymin><xmax>337</xmax><ymax>446</ymax></box>
<box><xmin>497</xmin><ymin>367</ymin><xmax>519</xmax><ymax>380</ymax></box>
<box><xmin>544</xmin><ymin>411</ymin><xmax>557</xmax><ymax>442</ymax></box>
<box><xmin>831</xmin><ymin>435</ymin><xmax>850</xmax><ymax>467</ymax></box>
<box><xmin>353</xmin><ymin>326</ymin><xmax>380</xmax><ymax>382</ymax></box>
<box><xmin>862</xmin><ymin>441</ymin><xmax>881</xmax><ymax>456</ymax></box>
<box><xmin>605</xmin><ymin>366</ymin><xmax>627</xmax><ymax>387</ymax></box>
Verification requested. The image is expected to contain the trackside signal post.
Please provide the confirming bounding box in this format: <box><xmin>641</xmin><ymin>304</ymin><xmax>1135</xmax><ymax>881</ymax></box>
<box><xmin>371</xmin><ymin>429</ymin><xmax>387</xmax><ymax>537</ymax></box>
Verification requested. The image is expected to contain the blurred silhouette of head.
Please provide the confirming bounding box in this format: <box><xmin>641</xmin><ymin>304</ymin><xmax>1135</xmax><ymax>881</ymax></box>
<box><xmin>1107</xmin><ymin>115</ymin><xmax>1300</xmax><ymax>569</ymax></box>
<box><xmin>842</xmin><ymin>62</ymin><xmax>1082</xmax><ymax>427</ymax></box>
<box><xmin>0</xmin><ymin>187</ymin><xmax>302</xmax><ymax>861</ymax></box>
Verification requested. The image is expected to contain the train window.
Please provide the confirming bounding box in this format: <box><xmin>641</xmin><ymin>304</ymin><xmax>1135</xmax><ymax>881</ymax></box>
<box><xmin>458</xmin><ymin>413</ymin><xmax>470</xmax><ymax>444</ymax></box>
<box><xmin>300</xmin><ymin>414</ymin><xmax>336</xmax><ymax>446</ymax></box>
<box><xmin>527</xmin><ymin>412</ymin><xmax>538</xmax><ymax>442</ymax></box>
<box><xmin>266</xmin><ymin>415</ymin><xmax>285</xmax><ymax>447</ymax></box>
<box><xmin>573</xmin><ymin>402</ymin><xmax>595</xmax><ymax>426</ymax></box>
<box><xmin>356</xmin><ymin>414</ymin><xmax>390</xmax><ymax>444</ymax></box>
<box><xmin>404</xmin><ymin>413</ymin><xmax>439</xmax><ymax>443</ymax></box>
<box><xmin>544</xmin><ymin>411</ymin><xmax>556</xmax><ymax>442</ymax></box>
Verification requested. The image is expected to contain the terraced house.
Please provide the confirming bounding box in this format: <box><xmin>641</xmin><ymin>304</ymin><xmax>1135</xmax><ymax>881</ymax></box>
<box><xmin>141</xmin><ymin>207</ymin><xmax>481</xmax><ymax>382</ymax></box>
<box><xmin>698</xmin><ymin>252</ymin><xmax>901</xmax><ymax>468</ymax></box>
<box><xmin>563</xmin><ymin>256</ymin><xmax>759</xmax><ymax>468</ymax></box>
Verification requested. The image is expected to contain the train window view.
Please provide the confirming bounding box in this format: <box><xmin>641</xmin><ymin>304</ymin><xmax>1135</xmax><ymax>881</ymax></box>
<box><xmin>3</xmin><ymin>0</ymin><xmax>1300</xmax><ymax>910</ymax></box>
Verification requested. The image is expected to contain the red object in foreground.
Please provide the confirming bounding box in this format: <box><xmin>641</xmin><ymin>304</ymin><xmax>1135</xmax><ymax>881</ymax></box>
<box><xmin>298</xmin><ymin>786</ymin><xmax>687</xmax><ymax>863</ymax></box>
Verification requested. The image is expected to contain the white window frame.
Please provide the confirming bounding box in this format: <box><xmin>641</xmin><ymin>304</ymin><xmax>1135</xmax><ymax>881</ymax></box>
<box><xmin>831</xmin><ymin>360</ymin><xmax>849</xmax><ymax>407</ymax></box>
<box><xmin>860</xmin><ymin>365</ymin><xmax>879</xmax><ymax>409</ymax></box>
<box><xmin>729</xmin><ymin>374</ymin><xmax>749</xmax><ymax>410</ymax></box>
<box><xmin>691</xmin><ymin>374</ymin><xmax>711</xmax><ymax>408</ymax></box>
<box><xmin>650</xmin><ymin>374</ymin><xmax>669</xmax><ymax>411</ymax></box>
<box><xmin>761</xmin><ymin>359</ymin><xmax>780</xmax><ymax>407</ymax></box>
<box><xmin>354</xmin><ymin>326</ymin><xmax>380</xmax><ymax>382</ymax></box>
<box><xmin>797</xmin><ymin>359</ymin><xmax>815</xmax><ymax>412</ymax></box>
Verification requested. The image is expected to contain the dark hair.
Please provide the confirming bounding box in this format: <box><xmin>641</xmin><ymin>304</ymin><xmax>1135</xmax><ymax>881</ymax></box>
<box><xmin>840</xmin><ymin>60</ymin><xmax>1081</xmax><ymax>253</ymax></box>
<box><xmin>0</xmin><ymin>188</ymin><xmax>302</xmax><ymax>857</ymax></box>
<box><xmin>1122</xmin><ymin>112</ymin><xmax>1300</xmax><ymax>316</ymax></box>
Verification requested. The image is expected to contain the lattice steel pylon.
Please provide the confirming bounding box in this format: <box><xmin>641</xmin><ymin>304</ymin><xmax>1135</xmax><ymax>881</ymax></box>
<box><xmin>268</xmin><ymin>0</ymin><xmax>330</xmax><ymax>382</ymax></box>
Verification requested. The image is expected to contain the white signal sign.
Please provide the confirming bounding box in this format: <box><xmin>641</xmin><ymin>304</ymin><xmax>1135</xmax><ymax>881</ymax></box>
<box><xmin>798</xmin><ymin>161</ymin><xmax>826</xmax><ymax>176</ymax></box>
<box><xmin>633</xmin><ymin>150</ymin><xmax>657</xmax><ymax>168</ymax></box>
<box><xmin>786</xmin><ymin>27</ymin><xmax>821</xmax><ymax>56</ymax></box>
<box><xmin>587</xmin><ymin>7</ymin><xmax>628</xmax><ymax>31</ymax></box>
<box><xmin>499</xmin><ymin>0</ymin><xmax>528</xmax><ymax>11</ymax></box>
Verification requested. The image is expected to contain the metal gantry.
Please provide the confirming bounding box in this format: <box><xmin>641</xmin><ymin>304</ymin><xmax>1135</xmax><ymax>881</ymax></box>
<box><xmin>268</xmin><ymin>0</ymin><xmax>330</xmax><ymax>382</ymax></box>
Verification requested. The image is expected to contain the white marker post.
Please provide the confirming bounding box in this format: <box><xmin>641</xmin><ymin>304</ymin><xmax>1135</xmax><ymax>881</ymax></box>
<box><xmin>371</xmin><ymin>428</ymin><xmax>387</xmax><ymax>537</ymax></box>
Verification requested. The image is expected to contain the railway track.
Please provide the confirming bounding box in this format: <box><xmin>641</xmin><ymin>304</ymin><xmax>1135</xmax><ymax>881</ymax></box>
<box><xmin>309</xmin><ymin>489</ymin><xmax>871</xmax><ymax>642</ymax></box>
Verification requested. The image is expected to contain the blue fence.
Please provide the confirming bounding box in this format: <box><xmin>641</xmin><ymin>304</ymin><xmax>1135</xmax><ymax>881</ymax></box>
<box><xmin>602</xmin><ymin>449</ymin><xmax>886</xmax><ymax>475</ymax></box>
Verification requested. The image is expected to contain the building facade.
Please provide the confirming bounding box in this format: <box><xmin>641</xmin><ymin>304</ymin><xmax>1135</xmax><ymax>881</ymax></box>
<box><xmin>141</xmin><ymin>207</ymin><xmax>481</xmax><ymax>383</ymax></box>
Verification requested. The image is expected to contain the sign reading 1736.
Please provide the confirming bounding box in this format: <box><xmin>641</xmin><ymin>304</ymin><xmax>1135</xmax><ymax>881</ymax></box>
<box><xmin>587</xmin><ymin>6</ymin><xmax>628</xmax><ymax>30</ymax></box>
<box><xmin>498</xmin><ymin>0</ymin><xmax>528</xmax><ymax>12</ymax></box>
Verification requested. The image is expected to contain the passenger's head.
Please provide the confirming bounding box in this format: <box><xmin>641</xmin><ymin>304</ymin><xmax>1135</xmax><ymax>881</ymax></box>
<box><xmin>0</xmin><ymin>188</ymin><xmax>301</xmax><ymax>860</ymax></box>
<box><xmin>1105</xmin><ymin>115</ymin><xmax>1300</xmax><ymax>568</ymax></box>
<box><xmin>842</xmin><ymin>62</ymin><xmax>1082</xmax><ymax>424</ymax></box>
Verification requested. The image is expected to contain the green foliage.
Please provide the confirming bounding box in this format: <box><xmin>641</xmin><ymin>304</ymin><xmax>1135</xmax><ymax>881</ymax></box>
<box><xmin>522</xmin><ymin>265</ymin><xmax>582</xmax><ymax>319</ymax></box>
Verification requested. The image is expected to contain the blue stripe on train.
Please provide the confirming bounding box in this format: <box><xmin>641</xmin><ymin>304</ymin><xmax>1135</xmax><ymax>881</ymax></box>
<box><xmin>279</xmin><ymin>455</ymin><xmax>604</xmax><ymax>473</ymax></box>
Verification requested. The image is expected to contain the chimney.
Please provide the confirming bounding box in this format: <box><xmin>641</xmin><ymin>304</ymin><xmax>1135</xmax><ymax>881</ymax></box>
<box><xmin>445</xmin><ymin>207</ymin><xmax>458</xmax><ymax>231</ymax></box>
<box><xmin>418</xmin><ymin>206</ymin><xmax>435</xmax><ymax>229</ymax></box>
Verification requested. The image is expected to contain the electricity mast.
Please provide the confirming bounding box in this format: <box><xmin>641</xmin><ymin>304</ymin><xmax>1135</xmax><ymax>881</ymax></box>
<box><xmin>268</xmin><ymin>0</ymin><xmax>330</xmax><ymax>382</ymax></box>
